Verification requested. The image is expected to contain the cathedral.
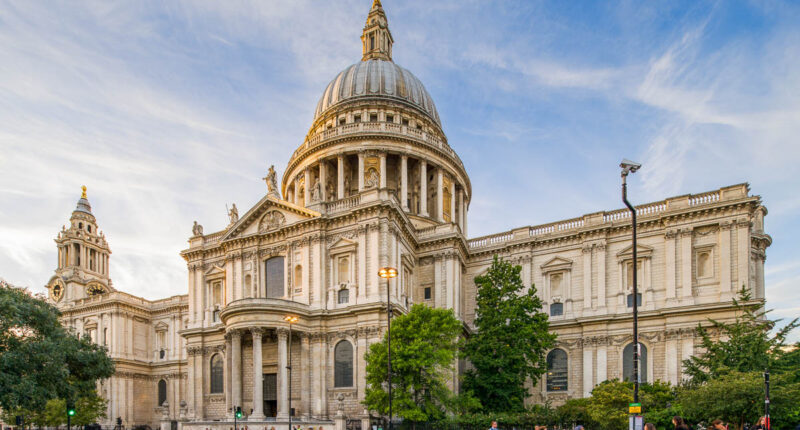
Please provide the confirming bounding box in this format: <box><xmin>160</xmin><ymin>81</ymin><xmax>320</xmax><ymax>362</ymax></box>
<box><xmin>45</xmin><ymin>2</ymin><xmax>771</xmax><ymax>430</ymax></box>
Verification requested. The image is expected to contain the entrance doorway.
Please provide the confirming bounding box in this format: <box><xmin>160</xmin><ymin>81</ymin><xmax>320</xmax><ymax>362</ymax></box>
<box><xmin>263</xmin><ymin>373</ymin><xmax>277</xmax><ymax>417</ymax></box>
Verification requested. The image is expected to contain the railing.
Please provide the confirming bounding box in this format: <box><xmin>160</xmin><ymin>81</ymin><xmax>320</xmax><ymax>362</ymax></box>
<box><xmin>323</xmin><ymin>193</ymin><xmax>361</xmax><ymax>213</ymax></box>
<box><xmin>689</xmin><ymin>190</ymin><xmax>720</xmax><ymax>206</ymax></box>
<box><xmin>203</xmin><ymin>231</ymin><xmax>225</xmax><ymax>244</ymax></box>
<box><xmin>466</xmin><ymin>232</ymin><xmax>513</xmax><ymax>248</ymax></box>
<box><xmin>290</xmin><ymin>121</ymin><xmax>465</xmax><ymax>171</ymax></box>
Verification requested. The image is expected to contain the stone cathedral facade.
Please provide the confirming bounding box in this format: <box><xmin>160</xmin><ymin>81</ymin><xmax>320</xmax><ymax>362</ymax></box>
<box><xmin>45</xmin><ymin>2</ymin><xmax>771</xmax><ymax>429</ymax></box>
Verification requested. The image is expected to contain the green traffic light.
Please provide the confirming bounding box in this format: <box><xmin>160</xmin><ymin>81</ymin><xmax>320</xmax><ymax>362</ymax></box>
<box><xmin>236</xmin><ymin>412</ymin><xmax>242</xmax><ymax>419</ymax></box>
<box><xmin>68</xmin><ymin>409</ymin><xmax>76</xmax><ymax>416</ymax></box>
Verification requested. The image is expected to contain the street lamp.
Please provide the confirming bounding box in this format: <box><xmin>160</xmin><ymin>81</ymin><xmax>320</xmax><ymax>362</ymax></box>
<box><xmin>284</xmin><ymin>315</ymin><xmax>299</xmax><ymax>430</ymax></box>
<box><xmin>620</xmin><ymin>158</ymin><xmax>641</xmax><ymax>404</ymax></box>
<box><xmin>378</xmin><ymin>267</ymin><xmax>398</xmax><ymax>430</ymax></box>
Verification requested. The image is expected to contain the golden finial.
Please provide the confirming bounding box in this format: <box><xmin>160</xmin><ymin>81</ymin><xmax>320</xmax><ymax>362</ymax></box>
<box><xmin>81</xmin><ymin>185</ymin><xmax>87</xmax><ymax>199</ymax></box>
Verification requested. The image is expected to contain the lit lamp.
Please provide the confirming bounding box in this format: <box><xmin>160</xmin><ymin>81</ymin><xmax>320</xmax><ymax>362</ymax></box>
<box><xmin>284</xmin><ymin>315</ymin><xmax>299</xmax><ymax>430</ymax></box>
<box><xmin>378</xmin><ymin>267</ymin><xmax>397</xmax><ymax>430</ymax></box>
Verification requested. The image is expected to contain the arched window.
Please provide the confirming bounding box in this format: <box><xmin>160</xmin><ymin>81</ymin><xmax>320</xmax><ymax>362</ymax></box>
<box><xmin>546</xmin><ymin>349</ymin><xmax>568</xmax><ymax>391</ymax></box>
<box><xmin>265</xmin><ymin>257</ymin><xmax>285</xmax><ymax>298</ymax></box>
<box><xmin>210</xmin><ymin>354</ymin><xmax>224</xmax><ymax>393</ymax></box>
<box><xmin>334</xmin><ymin>341</ymin><xmax>354</xmax><ymax>387</ymax></box>
<box><xmin>294</xmin><ymin>265</ymin><xmax>303</xmax><ymax>290</ymax></box>
<box><xmin>244</xmin><ymin>274</ymin><xmax>252</xmax><ymax>298</ymax></box>
<box><xmin>157</xmin><ymin>379</ymin><xmax>167</xmax><ymax>406</ymax></box>
<box><xmin>623</xmin><ymin>342</ymin><xmax>648</xmax><ymax>383</ymax></box>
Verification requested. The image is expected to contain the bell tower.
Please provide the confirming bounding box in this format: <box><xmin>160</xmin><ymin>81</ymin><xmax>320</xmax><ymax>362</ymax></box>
<box><xmin>361</xmin><ymin>0</ymin><xmax>393</xmax><ymax>61</ymax></box>
<box><xmin>47</xmin><ymin>186</ymin><xmax>113</xmax><ymax>305</ymax></box>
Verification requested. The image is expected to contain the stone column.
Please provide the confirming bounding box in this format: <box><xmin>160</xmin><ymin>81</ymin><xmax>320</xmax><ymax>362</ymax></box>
<box><xmin>597</xmin><ymin>244</ymin><xmax>606</xmax><ymax>310</ymax></box>
<box><xmin>293</xmin><ymin>178</ymin><xmax>300</xmax><ymax>205</ymax></box>
<box><xmin>596</xmin><ymin>343</ymin><xmax>607</xmax><ymax>384</ymax></box>
<box><xmin>665</xmin><ymin>231</ymin><xmax>677</xmax><ymax>300</ymax></box>
<box><xmin>457</xmin><ymin>188</ymin><xmax>464</xmax><ymax>231</ymax></box>
<box><xmin>665</xmin><ymin>334</ymin><xmax>678</xmax><ymax>385</ymax></box>
<box><xmin>319</xmin><ymin>161</ymin><xmax>327</xmax><ymax>202</ymax></box>
<box><xmin>720</xmin><ymin>222</ymin><xmax>732</xmax><ymax>300</ymax></box>
<box><xmin>737</xmin><ymin>219</ymin><xmax>750</xmax><ymax>293</ymax></box>
<box><xmin>419</xmin><ymin>160</ymin><xmax>428</xmax><ymax>216</ymax></box>
<box><xmin>300</xmin><ymin>334</ymin><xmax>310</xmax><ymax>419</ymax></box>
<box><xmin>277</xmin><ymin>328</ymin><xmax>289</xmax><ymax>419</ymax></box>
<box><xmin>379</xmin><ymin>153</ymin><xmax>387</xmax><ymax>189</ymax></box>
<box><xmin>450</xmin><ymin>181</ymin><xmax>456</xmax><ymax>224</ymax></box>
<box><xmin>400</xmin><ymin>155</ymin><xmax>408</xmax><ymax>210</ymax></box>
<box><xmin>582</xmin><ymin>344</ymin><xmax>593</xmax><ymax>397</ymax></box>
<box><xmin>251</xmin><ymin>328</ymin><xmax>265</xmax><ymax>420</ymax></box>
<box><xmin>337</xmin><ymin>155</ymin><xmax>345</xmax><ymax>199</ymax></box>
<box><xmin>680</xmin><ymin>229</ymin><xmax>693</xmax><ymax>299</ymax></box>
<box><xmin>358</xmin><ymin>153</ymin><xmax>365</xmax><ymax>192</ymax></box>
<box><xmin>304</xmin><ymin>168</ymin><xmax>312</xmax><ymax>207</ymax></box>
<box><xmin>436</xmin><ymin>168</ymin><xmax>444</xmax><ymax>222</ymax></box>
<box><xmin>583</xmin><ymin>245</ymin><xmax>592</xmax><ymax>310</ymax></box>
<box><xmin>231</xmin><ymin>330</ymin><xmax>242</xmax><ymax>412</ymax></box>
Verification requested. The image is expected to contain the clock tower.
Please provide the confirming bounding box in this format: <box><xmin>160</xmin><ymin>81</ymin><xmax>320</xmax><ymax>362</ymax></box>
<box><xmin>47</xmin><ymin>186</ymin><xmax>113</xmax><ymax>305</ymax></box>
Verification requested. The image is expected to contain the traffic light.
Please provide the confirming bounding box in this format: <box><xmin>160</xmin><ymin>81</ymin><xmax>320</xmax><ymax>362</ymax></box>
<box><xmin>67</xmin><ymin>401</ymin><xmax>76</xmax><ymax>417</ymax></box>
<box><xmin>235</xmin><ymin>407</ymin><xmax>243</xmax><ymax>419</ymax></box>
<box><xmin>117</xmin><ymin>417</ymin><xmax>123</xmax><ymax>426</ymax></box>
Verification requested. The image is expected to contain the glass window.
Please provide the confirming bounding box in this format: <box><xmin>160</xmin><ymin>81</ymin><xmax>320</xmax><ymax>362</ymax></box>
<box><xmin>370</xmin><ymin>114</ymin><xmax>378</xmax><ymax>122</ymax></box>
<box><xmin>334</xmin><ymin>341</ymin><xmax>354</xmax><ymax>387</ymax></box>
<box><xmin>339</xmin><ymin>117</ymin><xmax>346</xmax><ymax>125</ymax></box>
<box><xmin>424</xmin><ymin>287</ymin><xmax>431</xmax><ymax>300</ymax></box>
<box><xmin>338</xmin><ymin>289</ymin><xmax>349</xmax><ymax>304</ymax></box>
<box><xmin>627</xmin><ymin>293</ymin><xmax>642</xmax><ymax>308</ymax></box>
<box><xmin>210</xmin><ymin>354</ymin><xmax>223</xmax><ymax>393</ymax></box>
<box><xmin>550</xmin><ymin>303</ymin><xmax>563</xmax><ymax>316</ymax></box>
<box><xmin>623</xmin><ymin>342</ymin><xmax>648</xmax><ymax>383</ymax></box>
<box><xmin>158</xmin><ymin>379</ymin><xmax>167</xmax><ymax>406</ymax></box>
<box><xmin>386</xmin><ymin>115</ymin><xmax>394</xmax><ymax>123</ymax></box>
<box><xmin>546</xmin><ymin>349</ymin><xmax>568</xmax><ymax>391</ymax></box>
<box><xmin>265</xmin><ymin>257</ymin><xmax>285</xmax><ymax>298</ymax></box>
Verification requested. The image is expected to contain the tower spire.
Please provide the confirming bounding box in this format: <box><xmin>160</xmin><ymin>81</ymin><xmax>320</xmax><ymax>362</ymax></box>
<box><xmin>361</xmin><ymin>0</ymin><xmax>393</xmax><ymax>61</ymax></box>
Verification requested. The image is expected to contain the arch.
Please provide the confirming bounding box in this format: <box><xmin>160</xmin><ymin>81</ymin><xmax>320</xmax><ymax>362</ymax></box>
<box><xmin>338</xmin><ymin>257</ymin><xmax>350</xmax><ymax>284</ymax></box>
<box><xmin>244</xmin><ymin>274</ymin><xmax>252</xmax><ymax>298</ymax></box>
<box><xmin>546</xmin><ymin>348</ymin><xmax>568</xmax><ymax>391</ymax></box>
<box><xmin>157</xmin><ymin>379</ymin><xmax>167</xmax><ymax>406</ymax></box>
<box><xmin>334</xmin><ymin>340</ymin><xmax>354</xmax><ymax>387</ymax></box>
<box><xmin>210</xmin><ymin>353</ymin><xmax>224</xmax><ymax>393</ymax></box>
<box><xmin>265</xmin><ymin>256</ymin><xmax>285</xmax><ymax>298</ymax></box>
<box><xmin>623</xmin><ymin>342</ymin><xmax>648</xmax><ymax>383</ymax></box>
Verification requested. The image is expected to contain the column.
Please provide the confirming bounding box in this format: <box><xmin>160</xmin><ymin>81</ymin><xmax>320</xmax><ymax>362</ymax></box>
<box><xmin>736</xmin><ymin>219</ymin><xmax>749</xmax><ymax>293</ymax></box>
<box><xmin>379</xmin><ymin>153</ymin><xmax>387</xmax><ymax>188</ymax></box>
<box><xmin>293</xmin><ymin>178</ymin><xmax>300</xmax><ymax>205</ymax></box>
<box><xmin>596</xmin><ymin>344</ymin><xmax>607</xmax><ymax>384</ymax></box>
<box><xmin>597</xmin><ymin>244</ymin><xmax>606</xmax><ymax>310</ymax></box>
<box><xmin>319</xmin><ymin>161</ymin><xmax>327</xmax><ymax>202</ymax></box>
<box><xmin>187</xmin><ymin>350</ymin><xmax>196</xmax><ymax>418</ymax></box>
<box><xmin>195</xmin><ymin>351</ymin><xmax>204</xmax><ymax>419</ymax></box>
<box><xmin>357</xmin><ymin>153</ymin><xmax>365</xmax><ymax>192</ymax></box>
<box><xmin>665</xmin><ymin>231</ymin><xmax>677</xmax><ymax>300</ymax></box>
<box><xmin>419</xmin><ymin>160</ymin><xmax>428</xmax><ymax>216</ymax></box>
<box><xmin>304</xmin><ymin>168</ymin><xmax>312</xmax><ymax>206</ymax></box>
<box><xmin>720</xmin><ymin>223</ymin><xmax>732</xmax><ymax>299</ymax></box>
<box><xmin>463</xmin><ymin>198</ymin><xmax>468</xmax><ymax>237</ymax></box>
<box><xmin>436</xmin><ymin>168</ymin><xmax>444</xmax><ymax>222</ymax></box>
<box><xmin>277</xmin><ymin>328</ymin><xmax>289</xmax><ymax>419</ymax></box>
<box><xmin>251</xmin><ymin>328</ymin><xmax>265</xmax><ymax>419</ymax></box>
<box><xmin>681</xmin><ymin>229</ymin><xmax>693</xmax><ymax>299</ymax></box>
<box><xmin>450</xmin><ymin>181</ymin><xmax>456</xmax><ymax>224</ymax></box>
<box><xmin>400</xmin><ymin>155</ymin><xmax>408</xmax><ymax>210</ymax></box>
<box><xmin>337</xmin><ymin>155</ymin><xmax>345</xmax><ymax>199</ymax></box>
<box><xmin>666</xmin><ymin>336</ymin><xmax>678</xmax><ymax>385</ymax></box>
<box><xmin>300</xmin><ymin>334</ymin><xmax>310</xmax><ymax>419</ymax></box>
<box><xmin>680</xmin><ymin>337</ymin><xmax>694</xmax><ymax>381</ymax></box>
<box><xmin>231</xmin><ymin>330</ymin><xmax>242</xmax><ymax>411</ymax></box>
<box><xmin>583</xmin><ymin>345</ymin><xmax>593</xmax><ymax>397</ymax></box>
<box><xmin>583</xmin><ymin>246</ymin><xmax>592</xmax><ymax>310</ymax></box>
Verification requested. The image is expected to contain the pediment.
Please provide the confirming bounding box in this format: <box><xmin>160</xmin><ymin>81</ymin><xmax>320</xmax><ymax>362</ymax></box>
<box><xmin>205</xmin><ymin>264</ymin><xmax>225</xmax><ymax>276</ymax></box>
<box><xmin>221</xmin><ymin>195</ymin><xmax>320</xmax><ymax>241</ymax></box>
<box><xmin>616</xmin><ymin>244</ymin><xmax>654</xmax><ymax>259</ymax></box>
<box><xmin>329</xmin><ymin>237</ymin><xmax>357</xmax><ymax>255</ymax></box>
<box><xmin>154</xmin><ymin>321</ymin><xmax>169</xmax><ymax>331</ymax></box>
<box><xmin>540</xmin><ymin>256</ymin><xmax>573</xmax><ymax>272</ymax></box>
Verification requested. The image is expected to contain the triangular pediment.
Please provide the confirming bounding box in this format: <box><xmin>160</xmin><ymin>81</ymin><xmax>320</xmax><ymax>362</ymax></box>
<box><xmin>154</xmin><ymin>321</ymin><xmax>169</xmax><ymax>331</ymax></box>
<box><xmin>541</xmin><ymin>256</ymin><xmax>573</xmax><ymax>270</ymax></box>
<box><xmin>329</xmin><ymin>237</ymin><xmax>357</xmax><ymax>249</ymax></box>
<box><xmin>221</xmin><ymin>195</ymin><xmax>320</xmax><ymax>241</ymax></box>
<box><xmin>205</xmin><ymin>264</ymin><xmax>225</xmax><ymax>276</ymax></box>
<box><xmin>616</xmin><ymin>244</ymin><xmax>654</xmax><ymax>259</ymax></box>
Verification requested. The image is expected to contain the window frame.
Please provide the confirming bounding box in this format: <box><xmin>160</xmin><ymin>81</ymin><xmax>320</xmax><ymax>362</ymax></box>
<box><xmin>546</xmin><ymin>348</ymin><xmax>568</xmax><ymax>392</ymax></box>
<box><xmin>334</xmin><ymin>340</ymin><xmax>354</xmax><ymax>388</ymax></box>
<box><xmin>210</xmin><ymin>353</ymin><xmax>224</xmax><ymax>394</ymax></box>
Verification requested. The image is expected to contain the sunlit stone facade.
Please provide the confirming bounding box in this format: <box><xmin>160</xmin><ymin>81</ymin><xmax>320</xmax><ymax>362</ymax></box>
<box><xmin>45</xmin><ymin>2</ymin><xmax>771</xmax><ymax>429</ymax></box>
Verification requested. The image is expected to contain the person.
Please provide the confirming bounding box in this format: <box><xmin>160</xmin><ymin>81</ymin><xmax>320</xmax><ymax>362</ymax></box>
<box><xmin>673</xmin><ymin>416</ymin><xmax>689</xmax><ymax>430</ymax></box>
<box><xmin>489</xmin><ymin>421</ymin><xmax>498</xmax><ymax>430</ymax></box>
<box><xmin>751</xmin><ymin>417</ymin><xmax>767</xmax><ymax>430</ymax></box>
<box><xmin>645</xmin><ymin>423</ymin><xmax>657</xmax><ymax>430</ymax></box>
<box><xmin>574</xmin><ymin>425</ymin><xmax>584</xmax><ymax>430</ymax></box>
<box><xmin>711</xmin><ymin>420</ymin><xmax>727</xmax><ymax>430</ymax></box>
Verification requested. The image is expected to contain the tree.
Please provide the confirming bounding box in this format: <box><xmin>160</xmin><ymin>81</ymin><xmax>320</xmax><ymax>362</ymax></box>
<box><xmin>363</xmin><ymin>304</ymin><xmax>478</xmax><ymax>422</ymax></box>
<box><xmin>585</xmin><ymin>380</ymin><xmax>674</xmax><ymax>430</ymax></box>
<box><xmin>0</xmin><ymin>282</ymin><xmax>115</xmax><ymax>413</ymax></box>
<box><xmin>462</xmin><ymin>256</ymin><xmax>556</xmax><ymax>412</ymax></box>
<box><xmin>683</xmin><ymin>286</ymin><xmax>799</xmax><ymax>384</ymax></box>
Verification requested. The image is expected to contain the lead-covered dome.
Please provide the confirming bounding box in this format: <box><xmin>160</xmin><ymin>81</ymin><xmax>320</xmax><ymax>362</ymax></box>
<box><xmin>313</xmin><ymin>59</ymin><xmax>441</xmax><ymax>126</ymax></box>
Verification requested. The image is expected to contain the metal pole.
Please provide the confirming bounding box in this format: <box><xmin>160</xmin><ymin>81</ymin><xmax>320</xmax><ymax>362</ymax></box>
<box><xmin>288</xmin><ymin>323</ymin><xmax>293</xmax><ymax>430</ymax></box>
<box><xmin>765</xmin><ymin>369</ymin><xmax>770</xmax><ymax>430</ymax></box>
<box><xmin>387</xmin><ymin>276</ymin><xmax>392</xmax><ymax>430</ymax></box>
<box><xmin>67</xmin><ymin>413</ymin><xmax>71</xmax><ymax>430</ymax></box>
<box><xmin>622</xmin><ymin>173</ymin><xmax>639</xmax><ymax>404</ymax></box>
<box><xmin>234</xmin><ymin>408</ymin><xmax>238</xmax><ymax>430</ymax></box>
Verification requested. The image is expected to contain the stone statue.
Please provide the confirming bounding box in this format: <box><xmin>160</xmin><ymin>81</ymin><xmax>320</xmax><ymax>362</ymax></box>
<box><xmin>343</xmin><ymin>174</ymin><xmax>351</xmax><ymax>196</ymax></box>
<box><xmin>262</xmin><ymin>165</ymin><xmax>280</xmax><ymax>198</ymax></box>
<box><xmin>192</xmin><ymin>221</ymin><xmax>203</xmax><ymax>236</ymax></box>
<box><xmin>365</xmin><ymin>168</ymin><xmax>379</xmax><ymax>189</ymax></box>
<box><xmin>326</xmin><ymin>181</ymin><xmax>335</xmax><ymax>201</ymax></box>
<box><xmin>258</xmin><ymin>211</ymin><xmax>286</xmax><ymax>232</ymax></box>
<box><xmin>310</xmin><ymin>178</ymin><xmax>322</xmax><ymax>202</ymax></box>
<box><xmin>228</xmin><ymin>203</ymin><xmax>239</xmax><ymax>225</ymax></box>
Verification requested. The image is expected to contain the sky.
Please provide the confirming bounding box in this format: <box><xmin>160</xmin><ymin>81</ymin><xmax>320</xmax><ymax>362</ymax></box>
<box><xmin>1</xmin><ymin>0</ymin><xmax>798</xmax><ymax>340</ymax></box>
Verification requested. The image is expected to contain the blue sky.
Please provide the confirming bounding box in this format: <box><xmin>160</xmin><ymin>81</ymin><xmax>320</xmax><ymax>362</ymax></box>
<box><xmin>1</xmin><ymin>0</ymin><xmax>798</xmax><ymax>340</ymax></box>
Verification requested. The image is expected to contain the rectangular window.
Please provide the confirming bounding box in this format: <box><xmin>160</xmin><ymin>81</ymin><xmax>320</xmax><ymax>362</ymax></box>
<box><xmin>386</xmin><ymin>114</ymin><xmax>394</xmax><ymax>123</ymax></box>
<box><xmin>402</xmin><ymin>118</ymin><xmax>409</xmax><ymax>126</ymax></box>
<box><xmin>338</xmin><ymin>117</ymin><xmax>346</xmax><ymax>125</ymax></box>
<box><xmin>354</xmin><ymin>115</ymin><xmax>362</xmax><ymax>123</ymax></box>
<box><xmin>338</xmin><ymin>289</ymin><xmax>349</xmax><ymax>304</ymax></box>
<box><xmin>370</xmin><ymin>114</ymin><xmax>378</xmax><ymax>122</ymax></box>
<box><xmin>265</xmin><ymin>257</ymin><xmax>285</xmax><ymax>298</ymax></box>
<box><xmin>627</xmin><ymin>293</ymin><xmax>642</xmax><ymax>308</ymax></box>
<box><xmin>424</xmin><ymin>287</ymin><xmax>432</xmax><ymax>300</ymax></box>
<box><xmin>550</xmin><ymin>303</ymin><xmax>564</xmax><ymax>316</ymax></box>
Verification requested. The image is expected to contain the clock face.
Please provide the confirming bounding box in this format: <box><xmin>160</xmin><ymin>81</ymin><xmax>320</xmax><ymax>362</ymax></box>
<box><xmin>51</xmin><ymin>280</ymin><xmax>64</xmax><ymax>302</ymax></box>
<box><xmin>86</xmin><ymin>283</ymin><xmax>107</xmax><ymax>296</ymax></box>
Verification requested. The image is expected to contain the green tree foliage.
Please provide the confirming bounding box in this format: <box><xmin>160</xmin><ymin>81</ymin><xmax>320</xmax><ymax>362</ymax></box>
<box><xmin>683</xmin><ymin>286</ymin><xmax>799</xmax><ymax>384</ymax></box>
<box><xmin>585</xmin><ymin>380</ymin><xmax>674</xmax><ymax>430</ymax></box>
<box><xmin>363</xmin><ymin>304</ymin><xmax>477</xmax><ymax>422</ymax></box>
<box><xmin>463</xmin><ymin>256</ymin><xmax>556</xmax><ymax>412</ymax></box>
<box><xmin>678</xmin><ymin>371</ymin><xmax>800</xmax><ymax>430</ymax></box>
<box><xmin>0</xmin><ymin>283</ymin><xmax>115</xmax><ymax>413</ymax></box>
<box><xmin>555</xmin><ymin>398</ymin><xmax>597</xmax><ymax>429</ymax></box>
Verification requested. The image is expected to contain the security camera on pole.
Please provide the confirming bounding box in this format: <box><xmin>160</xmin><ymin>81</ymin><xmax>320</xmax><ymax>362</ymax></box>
<box><xmin>620</xmin><ymin>159</ymin><xmax>643</xmax><ymax>430</ymax></box>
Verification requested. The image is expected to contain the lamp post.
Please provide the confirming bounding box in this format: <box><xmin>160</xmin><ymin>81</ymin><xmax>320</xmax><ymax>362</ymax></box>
<box><xmin>378</xmin><ymin>267</ymin><xmax>398</xmax><ymax>430</ymax></box>
<box><xmin>620</xmin><ymin>158</ymin><xmax>642</xmax><ymax>404</ymax></box>
<box><xmin>284</xmin><ymin>315</ymin><xmax>299</xmax><ymax>430</ymax></box>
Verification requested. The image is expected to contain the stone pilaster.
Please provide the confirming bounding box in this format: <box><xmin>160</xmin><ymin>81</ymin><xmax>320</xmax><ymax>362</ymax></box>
<box><xmin>277</xmin><ymin>327</ymin><xmax>289</xmax><ymax>419</ymax></box>
<box><xmin>400</xmin><ymin>155</ymin><xmax>408</xmax><ymax>210</ymax></box>
<box><xmin>251</xmin><ymin>328</ymin><xmax>266</xmax><ymax>420</ymax></box>
<box><xmin>337</xmin><ymin>155</ymin><xmax>345</xmax><ymax>199</ymax></box>
<box><xmin>419</xmin><ymin>160</ymin><xmax>428</xmax><ymax>216</ymax></box>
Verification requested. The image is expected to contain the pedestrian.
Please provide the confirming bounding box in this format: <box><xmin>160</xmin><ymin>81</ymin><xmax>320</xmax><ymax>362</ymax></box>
<box><xmin>752</xmin><ymin>417</ymin><xmax>766</xmax><ymax>430</ymax></box>
<box><xmin>645</xmin><ymin>423</ymin><xmax>656</xmax><ymax>430</ymax></box>
<box><xmin>673</xmin><ymin>416</ymin><xmax>689</xmax><ymax>430</ymax></box>
<box><xmin>489</xmin><ymin>421</ymin><xmax>499</xmax><ymax>430</ymax></box>
<box><xmin>574</xmin><ymin>425</ymin><xmax>584</xmax><ymax>430</ymax></box>
<box><xmin>711</xmin><ymin>420</ymin><xmax>727</xmax><ymax>430</ymax></box>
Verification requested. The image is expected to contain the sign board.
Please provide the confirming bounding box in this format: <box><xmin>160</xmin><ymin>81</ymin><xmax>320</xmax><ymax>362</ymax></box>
<box><xmin>629</xmin><ymin>415</ymin><xmax>644</xmax><ymax>430</ymax></box>
<box><xmin>629</xmin><ymin>403</ymin><xmax>642</xmax><ymax>414</ymax></box>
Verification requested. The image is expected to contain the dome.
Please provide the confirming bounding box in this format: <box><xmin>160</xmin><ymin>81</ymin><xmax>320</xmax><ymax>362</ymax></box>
<box><xmin>313</xmin><ymin>59</ymin><xmax>441</xmax><ymax>126</ymax></box>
